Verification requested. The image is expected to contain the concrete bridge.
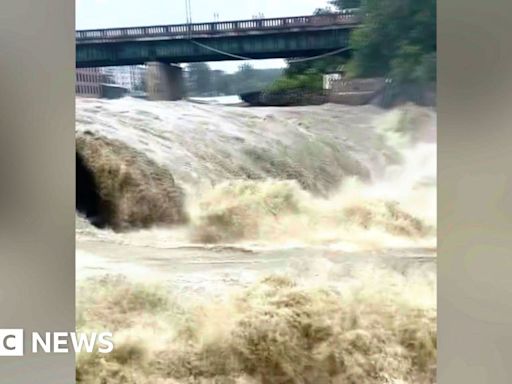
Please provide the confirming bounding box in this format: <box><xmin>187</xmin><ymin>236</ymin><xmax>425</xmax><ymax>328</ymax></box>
<box><xmin>76</xmin><ymin>13</ymin><xmax>361</xmax><ymax>100</ymax></box>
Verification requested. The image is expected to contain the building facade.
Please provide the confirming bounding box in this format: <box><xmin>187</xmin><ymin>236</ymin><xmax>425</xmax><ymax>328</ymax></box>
<box><xmin>76</xmin><ymin>65</ymin><xmax>147</xmax><ymax>98</ymax></box>
<box><xmin>101</xmin><ymin>65</ymin><xmax>146</xmax><ymax>91</ymax></box>
<box><xmin>76</xmin><ymin>67</ymin><xmax>102</xmax><ymax>97</ymax></box>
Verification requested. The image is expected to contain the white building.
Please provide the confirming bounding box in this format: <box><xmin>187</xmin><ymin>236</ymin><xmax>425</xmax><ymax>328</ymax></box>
<box><xmin>76</xmin><ymin>68</ymin><xmax>102</xmax><ymax>97</ymax></box>
<box><xmin>101</xmin><ymin>65</ymin><xmax>146</xmax><ymax>91</ymax></box>
<box><xmin>323</xmin><ymin>73</ymin><xmax>344</xmax><ymax>90</ymax></box>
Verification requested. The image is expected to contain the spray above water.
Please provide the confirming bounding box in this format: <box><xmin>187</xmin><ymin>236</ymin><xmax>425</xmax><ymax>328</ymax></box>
<box><xmin>76</xmin><ymin>99</ymin><xmax>436</xmax><ymax>251</ymax></box>
<box><xmin>77</xmin><ymin>265</ymin><xmax>436</xmax><ymax>384</ymax></box>
<box><xmin>189</xmin><ymin>178</ymin><xmax>434</xmax><ymax>250</ymax></box>
<box><xmin>75</xmin><ymin>98</ymin><xmax>437</xmax><ymax>383</ymax></box>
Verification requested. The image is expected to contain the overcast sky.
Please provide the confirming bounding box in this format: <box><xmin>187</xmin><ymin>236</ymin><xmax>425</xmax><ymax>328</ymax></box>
<box><xmin>76</xmin><ymin>0</ymin><xmax>330</xmax><ymax>72</ymax></box>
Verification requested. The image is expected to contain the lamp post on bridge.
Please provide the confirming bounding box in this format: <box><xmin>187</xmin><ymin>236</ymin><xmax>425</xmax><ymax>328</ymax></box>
<box><xmin>185</xmin><ymin>0</ymin><xmax>192</xmax><ymax>24</ymax></box>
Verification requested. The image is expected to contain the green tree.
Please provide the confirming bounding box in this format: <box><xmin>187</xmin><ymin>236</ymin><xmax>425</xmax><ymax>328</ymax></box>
<box><xmin>314</xmin><ymin>7</ymin><xmax>334</xmax><ymax>15</ymax></box>
<box><xmin>185</xmin><ymin>63</ymin><xmax>282</xmax><ymax>96</ymax></box>
<box><xmin>345</xmin><ymin>0</ymin><xmax>436</xmax><ymax>83</ymax></box>
<box><xmin>267</xmin><ymin>56</ymin><xmax>346</xmax><ymax>93</ymax></box>
<box><xmin>237</xmin><ymin>63</ymin><xmax>256</xmax><ymax>81</ymax></box>
<box><xmin>187</xmin><ymin>62</ymin><xmax>212</xmax><ymax>95</ymax></box>
<box><xmin>329</xmin><ymin>0</ymin><xmax>361</xmax><ymax>10</ymax></box>
<box><xmin>234</xmin><ymin>63</ymin><xmax>259</xmax><ymax>92</ymax></box>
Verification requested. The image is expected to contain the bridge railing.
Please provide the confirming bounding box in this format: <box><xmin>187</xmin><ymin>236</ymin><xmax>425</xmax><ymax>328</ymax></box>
<box><xmin>76</xmin><ymin>13</ymin><xmax>360</xmax><ymax>42</ymax></box>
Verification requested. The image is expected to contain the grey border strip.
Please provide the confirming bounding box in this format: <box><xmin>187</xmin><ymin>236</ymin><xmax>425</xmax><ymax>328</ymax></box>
<box><xmin>0</xmin><ymin>0</ymin><xmax>75</xmax><ymax>382</ymax></box>
<box><xmin>439</xmin><ymin>0</ymin><xmax>512</xmax><ymax>382</ymax></box>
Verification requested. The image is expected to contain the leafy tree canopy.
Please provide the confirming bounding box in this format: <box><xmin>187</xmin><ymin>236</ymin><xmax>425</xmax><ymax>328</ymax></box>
<box><xmin>269</xmin><ymin>0</ymin><xmax>435</xmax><ymax>93</ymax></box>
<box><xmin>329</xmin><ymin>0</ymin><xmax>362</xmax><ymax>10</ymax></box>
<box><xmin>345</xmin><ymin>0</ymin><xmax>436</xmax><ymax>83</ymax></box>
<box><xmin>185</xmin><ymin>63</ymin><xmax>283</xmax><ymax>96</ymax></box>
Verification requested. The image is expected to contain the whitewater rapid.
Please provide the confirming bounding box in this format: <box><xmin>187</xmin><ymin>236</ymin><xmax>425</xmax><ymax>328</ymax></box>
<box><xmin>75</xmin><ymin>96</ymin><xmax>436</xmax><ymax>297</ymax></box>
<box><xmin>76</xmin><ymin>97</ymin><xmax>435</xmax><ymax>246</ymax></box>
<box><xmin>75</xmin><ymin>97</ymin><xmax>437</xmax><ymax>384</ymax></box>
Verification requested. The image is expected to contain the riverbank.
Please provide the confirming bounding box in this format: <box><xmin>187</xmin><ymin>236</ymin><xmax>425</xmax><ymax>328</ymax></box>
<box><xmin>239</xmin><ymin>82</ymin><xmax>436</xmax><ymax>108</ymax></box>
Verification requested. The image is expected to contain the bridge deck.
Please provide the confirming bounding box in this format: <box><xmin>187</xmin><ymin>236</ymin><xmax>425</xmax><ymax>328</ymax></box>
<box><xmin>76</xmin><ymin>14</ymin><xmax>360</xmax><ymax>43</ymax></box>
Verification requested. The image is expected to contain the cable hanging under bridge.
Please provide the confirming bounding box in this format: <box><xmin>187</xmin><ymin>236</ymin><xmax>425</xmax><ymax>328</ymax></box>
<box><xmin>188</xmin><ymin>39</ymin><xmax>351</xmax><ymax>63</ymax></box>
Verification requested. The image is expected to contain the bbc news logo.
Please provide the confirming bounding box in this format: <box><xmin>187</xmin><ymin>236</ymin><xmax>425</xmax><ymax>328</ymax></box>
<box><xmin>0</xmin><ymin>329</ymin><xmax>113</xmax><ymax>356</ymax></box>
<box><xmin>0</xmin><ymin>330</ymin><xmax>24</xmax><ymax>356</ymax></box>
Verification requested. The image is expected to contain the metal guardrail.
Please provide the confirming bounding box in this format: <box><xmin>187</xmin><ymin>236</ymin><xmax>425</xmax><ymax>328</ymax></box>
<box><xmin>76</xmin><ymin>14</ymin><xmax>360</xmax><ymax>42</ymax></box>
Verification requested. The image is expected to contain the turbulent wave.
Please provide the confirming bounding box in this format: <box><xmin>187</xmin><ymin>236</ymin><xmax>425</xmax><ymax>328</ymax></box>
<box><xmin>75</xmin><ymin>98</ymin><xmax>391</xmax><ymax>195</ymax></box>
<box><xmin>76</xmin><ymin>98</ymin><xmax>436</xmax><ymax>250</ymax></box>
<box><xmin>189</xmin><ymin>178</ymin><xmax>434</xmax><ymax>249</ymax></box>
<box><xmin>75</xmin><ymin>98</ymin><xmax>437</xmax><ymax>384</ymax></box>
<box><xmin>76</xmin><ymin>265</ymin><xmax>436</xmax><ymax>384</ymax></box>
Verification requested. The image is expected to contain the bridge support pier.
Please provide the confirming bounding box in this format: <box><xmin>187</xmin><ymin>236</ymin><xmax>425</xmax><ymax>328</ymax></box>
<box><xmin>146</xmin><ymin>62</ymin><xmax>184</xmax><ymax>101</ymax></box>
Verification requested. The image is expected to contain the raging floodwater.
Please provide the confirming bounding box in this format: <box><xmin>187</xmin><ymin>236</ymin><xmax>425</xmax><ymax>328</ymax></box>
<box><xmin>75</xmin><ymin>97</ymin><xmax>437</xmax><ymax>384</ymax></box>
